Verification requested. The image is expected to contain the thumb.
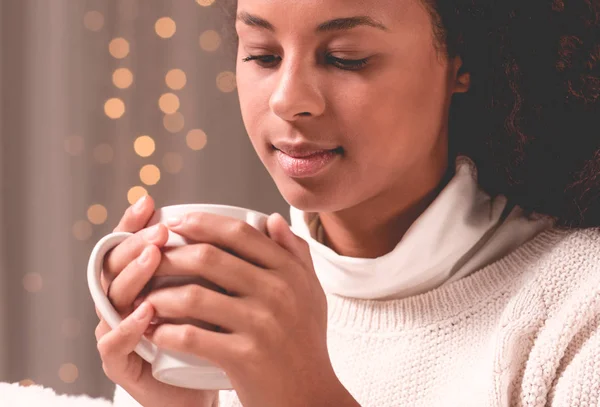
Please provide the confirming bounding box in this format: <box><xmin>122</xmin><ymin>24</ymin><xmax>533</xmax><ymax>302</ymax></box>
<box><xmin>266</xmin><ymin>213</ymin><xmax>311</xmax><ymax>266</ymax></box>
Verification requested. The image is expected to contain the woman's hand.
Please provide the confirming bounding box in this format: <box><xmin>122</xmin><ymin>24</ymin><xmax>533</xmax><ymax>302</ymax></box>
<box><xmin>94</xmin><ymin>196</ymin><xmax>218</xmax><ymax>407</ymax></box>
<box><xmin>143</xmin><ymin>211</ymin><xmax>357</xmax><ymax>407</ymax></box>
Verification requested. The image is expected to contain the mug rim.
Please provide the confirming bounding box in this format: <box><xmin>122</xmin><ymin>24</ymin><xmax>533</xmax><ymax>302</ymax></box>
<box><xmin>157</xmin><ymin>203</ymin><xmax>270</xmax><ymax>218</ymax></box>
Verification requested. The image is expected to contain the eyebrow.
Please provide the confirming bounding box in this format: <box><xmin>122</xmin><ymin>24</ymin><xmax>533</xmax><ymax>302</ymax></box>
<box><xmin>236</xmin><ymin>12</ymin><xmax>388</xmax><ymax>33</ymax></box>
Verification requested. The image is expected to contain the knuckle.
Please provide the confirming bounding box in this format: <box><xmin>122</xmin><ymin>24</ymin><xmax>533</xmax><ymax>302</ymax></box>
<box><xmin>96</xmin><ymin>337</ymin><xmax>110</xmax><ymax>358</ymax></box>
<box><xmin>229</xmin><ymin>220</ymin><xmax>252</xmax><ymax>238</ymax></box>
<box><xmin>249</xmin><ymin>308</ymin><xmax>274</xmax><ymax>330</ymax></box>
<box><xmin>192</xmin><ymin>244</ymin><xmax>217</xmax><ymax>267</ymax></box>
<box><xmin>234</xmin><ymin>337</ymin><xmax>259</xmax><ymax>361</ymax></box>
<box><xmin>101</xmin><ymin>362</ymin><xmax>118</xmax><ymax>382</ymax></box>
<box><xmin>177</xmin><ymin>325</ymin><xmax>199</xmax><ymax>348</ymax></box>
<box><xmin>265</xmin><ymin>279</ymin><xmax>291</xmax><ymax>307</ymax></box>
<box><xmin>182</xmin><ymin>285</ymin><xmax>202</xmax><ymax>309</ymax></box>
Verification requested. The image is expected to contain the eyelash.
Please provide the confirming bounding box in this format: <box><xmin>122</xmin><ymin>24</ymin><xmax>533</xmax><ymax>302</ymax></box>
<box><xmin>241</xmin><ymin>54</ymin><xmax>370</xmax><ymax>71</ymax></box>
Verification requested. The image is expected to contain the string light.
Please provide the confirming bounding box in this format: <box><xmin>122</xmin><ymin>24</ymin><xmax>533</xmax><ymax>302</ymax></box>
<box><xmin>216</xmin><ymin>71</ymin><xmax>237</xmax><ymax>93</ymax></box>
<box><xmin>199</xmin><ymin>30</ymin><xmax>221</xmax><ymax>52</ymax></box>
<box><xmin>159</xmin><ymin>93</ymin><xmax>180</xmax><ymax>114</ymax></box>
<box><xmin>166</xmin><ymin>69</ymin><xmax>187</xmax><ymax>90</ymax></box>
<box><xmin>163</xmin><ymin>153</ymin><xmax>184</xmax><ymax>174</ymax></box>
<box><xmin>140</xmin><ymin>164</ymin><xmax>161</xmax><ymax>185</ymax></box>
<box><xmin>127</xmin><ymin>186</ymin><xmax>148</xmax><ymax>205</ymax></box>
<box><xmin>155</xmin><ymin>17</ymin><xmax>176</xmax><ymax>38</ymax></box>
<box><xmin>186</xmin><ymin>129</ymin><xmax>208</xmax><ymax>150</ymax></box>
<box><xmin>163</xmin><ymin>112</ymin><xmax>185</xmax><ymax>133</ymax></box>
<box><xmin>113</xmin><ymin>68</ymin><xmax>134</xmax><ymax>89</ymax></box>
<box><xmin>104</xmin><ymin>98</ymin><xmax>125</xmax><ymax>119</ymax></box>
<box><xmin>23</xmin><ymin>273</ymin><xmax>43</xmax><ymax>293</ymax></box>
<box><xmin>109</xmin><ymin>38</ymin><xmax>130</xmax><ymax>59</ymax></box>
<box><xmin>72</xmin><ymin>220</ymin><xmax>93</xmax><ymax>241</ymax></box>
<box><xmin>134</xmin><ymin>136</ymin><xmax>156</xmax><ymax>157</ymax></box>
<box><xmin>87</xmin><ymin>204</ymin><xmax>108</xmax><ymax>225</ymax></box>
<box><xmin>83</xmin><ymin>11</ymin><xmax>104</xmax><ymax>31</ymax></box>
<box><xmin>58</xmin><ymin>363</ymin><xmax>79</xmax><ymax>384</ymax></box>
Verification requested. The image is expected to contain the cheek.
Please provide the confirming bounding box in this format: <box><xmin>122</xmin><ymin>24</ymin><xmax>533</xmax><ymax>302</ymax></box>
<box><xmin>344</xmin><ymin>56</ymin><xmax>450</xmax><ymax>161</ymax></box>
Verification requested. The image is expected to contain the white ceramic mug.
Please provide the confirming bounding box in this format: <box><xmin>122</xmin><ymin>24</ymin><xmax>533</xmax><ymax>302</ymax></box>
<box><xmin>88</xmin><ymin>203</ymin><xmax>269</xmax><ymax>390</ymax></box>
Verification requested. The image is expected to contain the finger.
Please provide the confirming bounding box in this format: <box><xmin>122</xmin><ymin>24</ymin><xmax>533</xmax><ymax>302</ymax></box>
<box><xmin>155</xmin><ymin>244</ymin><xmax>266</xmax><ymax>296</ymax></box>
<box><xmin>108</xmin><ymin>245</ymin><xmax>161</xmax><ymax>313</ymax></box>
<box><xmin>96</xmin><ymin>303</ymin><xmax>155</xmax><ymax>361</ymax></box>
<box><xmin>95</xmin><ymin>318</ymin><xmax>111</xmax><ymax>341</ymax></box>
<box><xmin>114</xmin><ymin>195</ymin><xmax>155</xmax><ymax>233</ymax></box>
<box><xmin>165</xmin><ymin>212</ymin><xmax>289</xmax><ymax>270</ymax></box>
<box><xmin>102</xmin><ymin>224</ymin><xmax>168</xmax><ymax>286</ymax></box>
<box><xmin>145</xmin><ymin>284</ymin><xmax>245</xmax><ymax>331</ymax></box>
<box><xmin>266</xmin><ymin>213</ymin><xmax>313</xmax><ymax>269</ymax></box>
<box><xmin>148</xmin><ymin>323</ymin><xmax>234</xmax><ymax>369</ymax></box>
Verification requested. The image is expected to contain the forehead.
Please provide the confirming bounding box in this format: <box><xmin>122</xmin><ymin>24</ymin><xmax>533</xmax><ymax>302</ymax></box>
<box><xmin>235</xmin><ymin>0</ymin><xmax>423</xmax><ymax>30</ymax></box>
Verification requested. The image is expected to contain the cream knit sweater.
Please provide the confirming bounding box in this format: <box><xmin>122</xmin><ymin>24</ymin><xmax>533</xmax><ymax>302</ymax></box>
<box><xmin>217</xmin><ymin>227</ymin><xmax>600</xmax><ymax>407</ymax></box>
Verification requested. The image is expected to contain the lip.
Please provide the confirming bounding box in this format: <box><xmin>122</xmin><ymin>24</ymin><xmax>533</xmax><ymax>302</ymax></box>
<box><xmin>274</xmin><ymin>147</ymin><xmax>341</xmax><ymax>178</ymax></box>
<box><xmin>272</xmin><ymin>142</ymin><xmax>341</xmax><ymax>158</ymax></box>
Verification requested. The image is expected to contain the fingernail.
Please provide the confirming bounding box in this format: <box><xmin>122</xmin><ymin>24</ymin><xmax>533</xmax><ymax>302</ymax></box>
<box><xmin>132</xmin><ymin>195</ymin><xmax>147</xmax><ymax>214</ymax></box>
<box><xmin>166</xmin><ymin>216</ymin><xmax>182</xmax><ymax>227</ymax></box>
<box><xmin>138</xmin><ymin>246</ymin><xmax>151</xmax><ymax>265</ymax></box>
<box><xmin>143</xmin><ymin>225</ymin><xmax>160</xmax><ymax>241</ymax></box>
<box><xmin>134</xmin><ymin>302</ymin><xmax>151</xmax><ymax>320</ymax></box>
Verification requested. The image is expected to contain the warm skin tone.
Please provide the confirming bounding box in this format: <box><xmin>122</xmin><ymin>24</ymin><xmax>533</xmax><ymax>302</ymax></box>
<box><xmin>95</xmin><ymin>1</ymin><xmax>471</xmax><ymax>406</ymax></box>
<box><xmin>237</xmin><ymin>0</ymin><xmax>470</xmax><ymax>258</ymax></box>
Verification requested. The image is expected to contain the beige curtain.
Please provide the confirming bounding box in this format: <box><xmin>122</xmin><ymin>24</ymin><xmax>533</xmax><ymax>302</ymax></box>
<box><xmin>0</xmin><ymin>0</ymin><xmax>287</xmax><ymax>400</ymax></box>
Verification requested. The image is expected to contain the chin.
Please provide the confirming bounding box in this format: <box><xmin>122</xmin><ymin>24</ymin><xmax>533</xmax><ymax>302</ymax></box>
<box><xmin>272</xmin><ymin>175</ymin><xmax>352</xmax><ymax>214</ymax></box>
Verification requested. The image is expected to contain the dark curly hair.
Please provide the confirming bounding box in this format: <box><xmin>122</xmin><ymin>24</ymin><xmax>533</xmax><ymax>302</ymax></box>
<box><xmin>221</xmin><ymin>0</ymin><xmax>600</xmax><ymax>228</ymax></box>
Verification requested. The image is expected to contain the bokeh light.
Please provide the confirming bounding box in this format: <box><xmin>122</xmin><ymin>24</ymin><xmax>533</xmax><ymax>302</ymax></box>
<box><xmin>166</xmin><ymin>69</ymin><xmax>187</xmax><ymax>90</ymax></box>
<box><xmin>163</xmin><ymin>153</ymin><xmax>183</xmax><ymax>174</ymax></box>
<box><xmin>158</xmin><ymin>93</ymin><xmax>180</xmax><ymax>114</ymax></box>
<box><xmin>23</xmin><ymin>273</ymin><xmax>43</xmax><ymax>293</ymax></box>
<box><xmin>196</xmin><ymin>0</ymin><xmax>216</xmax><ymax>6</ymax></box>
<box><xmin>134</xmin><ymin>135</ymin><xmax>156</xmax><ymax>157</ymax></box>
<box><xmin>155</xmin><ymin>17</ymin><xmax>176</xmax><ymax>39</ymax></box>
<box><xmin>93</xmin><ymin>144</ymin><xmax>114</xmax><ymax>164</ymax></box>
<box><xmin>216</xmin><ymin>71</ymin><xmax>236</xmax><ymax>93</ymax></box>
<box><xmin>186</xmin><ymin>129</ymin><xmax>208</xmax><ymax>151</ymax></box>
<box><xmin>112</xmin><ymin>68</ymin><xmax>133</xmax><ymax>89</ymax></box>
<box><xmin>104</xmin><ymin>98</ymin><xmax>125</xmax><ymax>119</ymax></box>
<box><xmin>72</xmin><ymin>220</ymin><xmax>93</xmax><ymax>241</ymax></box>
<box><xmin>163</xmin><ymin>112</ymin><xmax>185</xmax><ymax>133</ymax></box>
<box><xmin>199</xmin><ymin>30</ymin><xmax>221</xmax><ymax>52</ymax></box>
<box><xmin>87</xmin><ymin>204</ymin><xmax>108</xmax><ymax>225</ymax></box>
<box><xmin>140</xmin><ymin>164</ymin><xmax>161</xmax><ymax>185</ymax></box>
<box><xmin>64</xmin><ymin>136</ymin><xmax>84</xmax><ymax>156</ymax></box>
<box><xmin>58</xmin><ymin>363</ymin><xmax>79</xmax><ymax>384</ymax></box>
<box><xmin>127</xmin><ymin>186</ymin><xmax>148</xmax><ymax>205</ymax></box>
<box><xmin>83</xmin><ymin>11</ymin><xmax>104</xmax><ymax>32</ymax></box>
<box><xmin>109</xmin><ymin>38</ymin><xmax>130</xmax><ymax>59</ymax></box>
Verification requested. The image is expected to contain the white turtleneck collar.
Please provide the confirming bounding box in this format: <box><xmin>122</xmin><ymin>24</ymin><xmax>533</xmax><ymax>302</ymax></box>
<box><xmin>289</xmin><ymin>156</ymin><xmax>555</xmax><ymax>300</ymax></box>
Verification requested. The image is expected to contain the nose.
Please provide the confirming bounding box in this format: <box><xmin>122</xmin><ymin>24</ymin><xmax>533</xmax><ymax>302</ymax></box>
<box><xmin>269</xmin><ymin>58</ymin><xmax>325</xmax><ymax>121</ymax></box>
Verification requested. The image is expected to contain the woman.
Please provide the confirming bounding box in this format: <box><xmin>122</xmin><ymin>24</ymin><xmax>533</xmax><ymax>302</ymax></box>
<box><xmin>95</xmin><ymin>0</ymin><xmax>600</xmax><ymax>406</ymax></box>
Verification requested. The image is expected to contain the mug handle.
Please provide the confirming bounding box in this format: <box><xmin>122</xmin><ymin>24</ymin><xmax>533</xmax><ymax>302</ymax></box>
<box><xmin>87</xmin><ymin>232</ymin><xmax>158</xmax><ymax>364</ymax></box>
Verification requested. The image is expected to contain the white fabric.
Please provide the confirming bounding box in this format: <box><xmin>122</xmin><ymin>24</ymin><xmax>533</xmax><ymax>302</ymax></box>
<box><xmin>218</xmin><ymin>227</ymin><xmax>600</xmax><ymax>407</ymax></box>
<box><xmin>289</xmin><ymin>156</ymin><xmax>555</xmax><ymax>299</ymax></box>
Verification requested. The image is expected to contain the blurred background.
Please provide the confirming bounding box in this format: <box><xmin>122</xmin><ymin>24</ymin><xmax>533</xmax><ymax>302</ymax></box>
<box><xmin>0</xmin><ymin>0</ymin><xmax>288</xmax><ymax>400</ymax></box>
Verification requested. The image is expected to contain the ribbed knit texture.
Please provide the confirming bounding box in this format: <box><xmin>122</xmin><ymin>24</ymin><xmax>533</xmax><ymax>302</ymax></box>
<box><xmin>216</xmin><ymin>227</ymin><xmax>600</xmax><ymax>407</ymax></box>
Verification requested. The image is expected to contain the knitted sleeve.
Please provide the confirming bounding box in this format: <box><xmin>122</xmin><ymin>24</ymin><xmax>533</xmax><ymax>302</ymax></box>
<box><xmin>547</xmin><ymin>313</ymin><xmax>600</xmax><ymax>406</ymax></box>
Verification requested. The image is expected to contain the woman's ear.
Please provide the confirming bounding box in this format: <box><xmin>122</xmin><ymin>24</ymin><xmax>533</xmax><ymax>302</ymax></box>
<box><xmin>451</xmin><ymin>56</ymin><xmax>471</xmax><ymax>94</ymax></box>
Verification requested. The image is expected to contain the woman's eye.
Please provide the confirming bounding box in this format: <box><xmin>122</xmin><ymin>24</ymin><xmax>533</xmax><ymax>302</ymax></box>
<box><xmin>241</xmin><ymin>54</ymin><xmax>281</xmax><ymax>68</ymax></box>
<box><xmin>241</xmin><ymin>54</ymin><xmax>371</xmax><ymax>71</ymax></box>
<box><xmin>326</xmin><ymin>55</ymin><xmax>370</xmax><ymax>71</ymax></box>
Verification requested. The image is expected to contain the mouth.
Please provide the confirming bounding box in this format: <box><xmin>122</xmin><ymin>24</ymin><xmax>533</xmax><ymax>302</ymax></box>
<box><xmin>272</xmin><ymin>145</ymin><xmax>343</xmax><ymax>178</ymax></box>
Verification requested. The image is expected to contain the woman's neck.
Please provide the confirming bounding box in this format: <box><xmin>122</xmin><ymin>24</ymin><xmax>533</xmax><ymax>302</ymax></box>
<box><xmin>318</xmin><ymin>162</ymin><xmax>455</xmax><ymax>259</ymax></box>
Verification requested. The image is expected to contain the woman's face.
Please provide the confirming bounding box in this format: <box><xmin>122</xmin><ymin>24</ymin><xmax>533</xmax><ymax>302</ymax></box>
<box><xmin>235</xmin><ymin>0</ymin><xmax>468</xmax><ymax>214</ymax></box>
